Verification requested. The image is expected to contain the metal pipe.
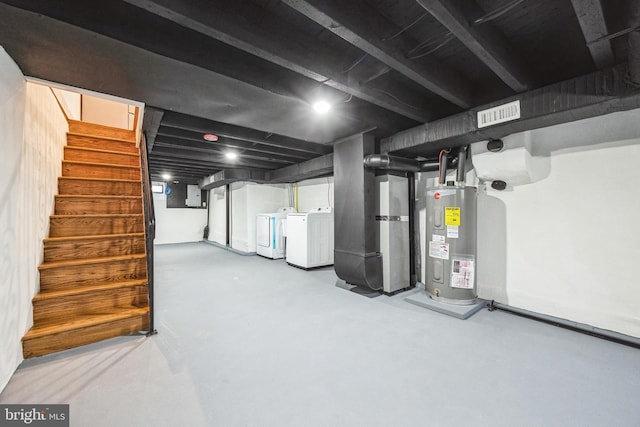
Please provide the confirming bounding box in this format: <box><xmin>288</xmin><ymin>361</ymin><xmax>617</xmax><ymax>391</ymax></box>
<box><xmin>408</xmin><ymin>173</ymin><xmax>417</xmax><ymax>287</ymax></box>
<box><xmin>363</xmin><ymin>154</ymin><xmax>421</xmax><ymax>171</ymax></box>
<box><xmin>419</xmin><ymin>160</ymin><xmax>440</xmax><ymax>172</ymax></box>
<box><xmin>438</xmin><ymin>150</ymin><xmax>448</xmax><ymax>185</ymax></box>
<box><xmin>456</xmin><ymin>146</ymin><xmax>467</xmax><ymax>182</ymax></box>
<box><xmin>488</xmin><ymin>301</ymin><xmax>640</xmax><ymax>349</ymax></box>
<box><xmin>225</xmin><ymin>184</ymin><xmax>231</xmax><ymax>246</ymax></box>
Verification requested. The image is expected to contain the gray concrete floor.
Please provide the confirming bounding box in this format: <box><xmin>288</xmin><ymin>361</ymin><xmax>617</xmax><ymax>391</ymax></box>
<box><xmin>2</xmin><ymin>242</ymin><xmax>639</xmax><ymax>427</ymax></box>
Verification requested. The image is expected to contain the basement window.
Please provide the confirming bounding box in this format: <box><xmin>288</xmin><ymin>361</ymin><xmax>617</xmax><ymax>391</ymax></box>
<box><xmin>152</xmin><ymin>182</ymin><xmax>164</xmax><ymax>193</ymax></box>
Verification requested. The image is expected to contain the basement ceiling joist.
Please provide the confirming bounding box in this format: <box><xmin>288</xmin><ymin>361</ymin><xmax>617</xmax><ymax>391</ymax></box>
<box><xmin>414</xmin><ymin>0</ymin><xmax>530</xmax><ymax>92</ymax></box>
<box><xmin>282</xmin><ymin>0</ymin><xmax>474</xmax><ymax>108</ymax></box>
<box><xmin>159</xmin><ymin>111</ymin><xmax>332</xmax><ymax>156</ymax></box>
<box><xmin>150</xmin><ymin>146</ymin><xmax>283</xmax><ymax>169</ymax></box>
<box><xmin>153</xmin><ymin>132</ymin><xmax>308</xmax><ymax>163</ymax></box>
<box><xmin>124</xmin><ymin>0</ymin><xmax>435</xmax><ymax>122</ymax></box>
<box><xmin>570</xmin><ymin>0</ymin><xmax>615</xmax><ymax>69</ymax></box>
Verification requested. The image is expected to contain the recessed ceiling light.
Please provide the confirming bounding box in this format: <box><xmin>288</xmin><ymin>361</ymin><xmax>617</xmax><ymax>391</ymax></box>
<box><xmin>225</xmin><ymin>152</ymin><xmax>238</xmax><ymax>160</ymax></box>
<box><xmin>203</xmin><ymin>133</ymin><xmax>218</xmax><ymax>142</ymax></box>
<box><xmin>312</xmin><ymin>100</ymin><xmax>331</xmax><ymax>114</ymax></box>
<box><xmin>162</xmin><ymin>173</ymin><xmax>171</xmax><ymax>180</ymax></box>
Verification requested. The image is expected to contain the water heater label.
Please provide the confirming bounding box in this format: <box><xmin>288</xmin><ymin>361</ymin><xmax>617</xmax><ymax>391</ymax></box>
<box><xmin>432</xmin><ymin>234</ymin><xmax>445</xmax><ymax>243</ymax></box>
<box><xmin>445</xmin><ymin>207</ymin><xmax>461</xmax><ymax>226</ymax></box>
<box><xmin>429</xmin><ymin>241</ymin><xmax>449</xmax><ymax>260</ymax></box>
<box><xmin>451</xmin><ymin>259</ymin><xmax>475</xmax><ymax>289</ymax></box>
<box><xmin>447</xmin><ymin>226</ymin><xmax>459</xmax><ymax>238</ymax></box>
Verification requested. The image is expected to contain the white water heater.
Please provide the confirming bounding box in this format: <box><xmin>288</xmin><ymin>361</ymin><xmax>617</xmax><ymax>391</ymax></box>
<box><xmin>256</xmin><ymin>207</ymin><xmax>296</xmax><ymax>259</ymax></box>
<box><xmin>286</xmin><ymin>207</ymin><xmax>334</xmax><ymax>269</ymax></box>
<box><xmin>425</xmin><ymin>185</ymin><xmax>477</xmax><ymax>304</ymax></box>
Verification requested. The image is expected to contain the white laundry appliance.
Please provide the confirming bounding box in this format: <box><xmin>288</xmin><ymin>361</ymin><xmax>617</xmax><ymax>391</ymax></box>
<box><xmin>256</xmin><ymin>207</ymin><xmax>296</xmax><ymax>259</ymax></box>
<box><xmin>286</xmin><ymin>207</ymin><xmax>334</xmax><ymax>269</ymax></box>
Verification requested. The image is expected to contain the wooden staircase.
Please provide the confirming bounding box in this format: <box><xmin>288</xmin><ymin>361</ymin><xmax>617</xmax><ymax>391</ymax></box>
<box><xmin>22</xmin><ymin>120</ymin><xmax>150</xmax><ymax>358</ymax></box>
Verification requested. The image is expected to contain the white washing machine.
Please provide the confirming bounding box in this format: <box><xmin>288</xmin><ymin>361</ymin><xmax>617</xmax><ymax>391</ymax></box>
<box><xmin>286</xmin><ymin>207</ymin><xmax>334</xmax><ymax>269</ymax></box>
<box><xmin>256</xmin><ymin>207</ymin><xmax>296</xmax><ymax>259</ymax></box>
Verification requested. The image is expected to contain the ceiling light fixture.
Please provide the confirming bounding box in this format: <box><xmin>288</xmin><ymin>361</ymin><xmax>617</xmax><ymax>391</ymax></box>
<box><xmin>312</xmin><ymin>100</ymin><xmax>331</xmax><ymax>114</ymax></box>
<box><xmin>162</xmin><ymin>173</ymin><xmax>171</xmax><ymax>180</ymax></box>
<box><xmin>203</xmin><ymin>133</ymin><xmax>218</xmax><ymax>142</ymax></box>
<box><xmin>225</xmin><ymin>152</ymin><xmax>238</xmax><ymax>160</ymax></box>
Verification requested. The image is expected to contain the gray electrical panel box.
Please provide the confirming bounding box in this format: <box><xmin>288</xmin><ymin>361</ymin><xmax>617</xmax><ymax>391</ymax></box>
<box><xmin>186</xmin><ymin>184</ymin><xmax>202</xmax><ymax>207</ymax></box>
<box><xmin>377</xmin><ymin>175</ymin><xmax>410</xmax><ymax>294</ymax></box>
<box><xmin>425</xmin><ymin>185</ymin><xmax>477</xmax><ymax>304</ymax></box>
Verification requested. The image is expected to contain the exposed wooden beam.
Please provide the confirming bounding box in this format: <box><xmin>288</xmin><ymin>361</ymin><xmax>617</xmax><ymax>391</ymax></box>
<box><xmin>150</xmin><ymin>163</ymin><xmax>214</xmax><ymax>174</ymax></box>
<box><xmin>268</xmin><ymin>154</ymin><xmax>334</xmax><ymax>183</ymax></box>
<box><xmin>414</xmin><ymin>0</ymin><xmax>530</xmax><ymax>92</ymax></box>
<box><xmin>149</xmin><ymin>160</ymin><xmax>245</xmax><ymax>175</ymax></box>
<box><xmin>149</xmin><ymin>173</ymin><xmax>204</xmax><ymax>184</ymax></box>
<box><xmin>149</xmin><ymin>155</ymin><xmax>234</xmax><ymax>170</ymax></box>
<box><xmin>155</xmin><ymin>127</ymin><xmax>315</xmax><ymax>161</ymax></box>
<box><xmin>570</xmin><ymin>0</ymin><xmax>614</xmax><ymax>68</ymax></box>
<box><xmin>152</xmin><ymin>139</ymin><xmax>296</xmax><ymax>165</ymax></box>
<box><xmin>160</xmin><ymin>112</ymin><xmax>331</xmax><ymax>155</ymax></box>
<box><xmin>281</xmin><ymin>0</ymin><xmax>473</xmax><ymax>108</ymax></box>
<box><xmin>123</xmin><ymin>0</ymin><xmax>433</xmax><ymax>122</ymax></box>
<box><xmin>151</xmin><ymin>146</ymin><xmax>283</xmax><ymax>169</ymax></box>
<box><xmin>150</xmin><ymin>165</ymin><xmax>216</xmax><ymax>176</ymax></box>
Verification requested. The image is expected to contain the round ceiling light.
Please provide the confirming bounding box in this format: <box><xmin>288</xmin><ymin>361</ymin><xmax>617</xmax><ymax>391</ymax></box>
<box><xmin>312</xmin><ymin>100</ymin><xmax>331</xmax><ymax>114</ymax></box>
<box><xmin>162</xmin><ymin>173</ymin><xmax>171</xmax><ymax>180</ymax></box>
<box><xmin>225</xmin><ymin>152</ymin><xmax>238</xmax><ymax>160</ymax></box>
<box><xmin>203</xmin><ymin>133</ymin><xmax>218</xmax><ymax>142</ymax></box>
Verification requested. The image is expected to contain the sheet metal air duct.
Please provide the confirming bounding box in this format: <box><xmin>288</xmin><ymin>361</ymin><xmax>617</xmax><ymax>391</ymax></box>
<box><xmin>381</xmin><ymin>64</ymin><xmax>640</xmax><ymax>155</ymax></box>
<box><xmin>334</xmin><ymin>132</ymin><xmax>383</xmax><ymax>290</ymax></box>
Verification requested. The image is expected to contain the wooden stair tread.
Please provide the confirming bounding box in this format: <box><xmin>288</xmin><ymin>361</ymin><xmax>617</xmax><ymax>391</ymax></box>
<box><xmin>62</xmin><ymin>160</ymin><xmax>140</xmax><ymax>169</ymax></box>
<box><xmin>33</xmin><ymin>279</ymin><xmax>148</xmax><ymax>301</ymax></box>
<box><xmin>50</xmin><ymin>213</ymin><xmax>143</xmax><ymax>218</ymax></box>
<box><xmin>68</xmin><ymin>120</ymin><xmax>136</xmax><ymax>138</ymax></box>
<box><xmin>39</xmin><ymin>253</ymin><xmax>146</xmax><ymax>270</ymax></box>
<box><xmin>67</xmin><ymin>132</ymin><xmax>138</xmax><ymax>144</ymax></box>
<box><xmin>59</xmin><ymin>176</ymin><xmax>141</xmax><ymax>183</ymax></box>
<box><xmin>55</xmin><ymin>195</ymin><xmax>142</xmax><ymax>200</ymax></box>
<box><xmin>23</xmin><ymin>307</ymin><xmax>149</xmax><ymax>340</ymax></box>
<box><xmin>65</xmin><ymin>145</ymin><xmax>139</xmax><ymax>157</ymax></box>
<box><xmin>44</xmin><ymin>232</ymin><xmax>144</xmax><ymax>243</ymax></box>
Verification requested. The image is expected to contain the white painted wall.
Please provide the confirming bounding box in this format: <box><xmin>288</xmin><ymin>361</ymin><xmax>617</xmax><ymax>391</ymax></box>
<box><xmin>229</xmin><ymin>182</ymin><xmax>287</xmax><ymax>252</ymax></box>
<box><xmin>296</xmin><ymin>176</ymin><xmax>333</xmax><ymax>212</ymax></box>
<box><xmin>474</xmin><ymin>109</ymin><xmax>640</xmax><ymax>337</ymax></box>
<box><xmin>81</xmin><ymin>95</ymin><xmax>133</xmax><ymax>130</ymax></box>
<box><xmin>51</xmin><ymin>88</ymin><xmax>80</xmax><ymax>120</ymax></box>
<box><xmin>0</xmin><ymin>48</ymin><xmax>68</xmax><ymax>393</ymax></box>
<box><xmin>153</xmin><ymin>192</ymin><xmax>208</xmax><ymax>245</ymax></box>
<box><xmin>208</xmin><ymin>187</ymin><xmax>227</xmax><ymax>245</ymax></box>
